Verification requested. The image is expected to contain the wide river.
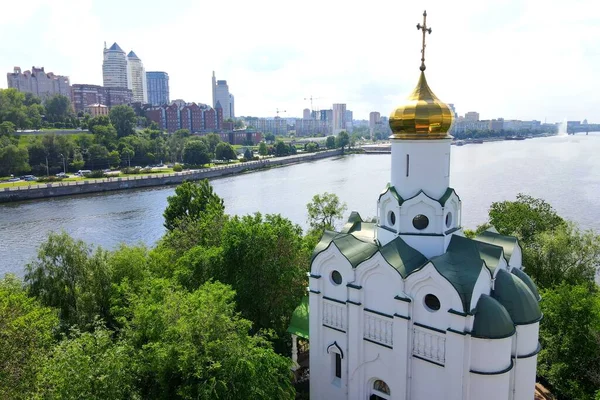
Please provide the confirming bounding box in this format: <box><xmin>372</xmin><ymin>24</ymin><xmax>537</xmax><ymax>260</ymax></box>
<box><xmin>1</xmin><ymin>133</ymin><xmax>599</xmax><ymax>277</ymax></box>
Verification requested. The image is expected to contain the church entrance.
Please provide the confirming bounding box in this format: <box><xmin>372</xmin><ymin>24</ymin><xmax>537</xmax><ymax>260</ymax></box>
<box><xmin>369</xmin><ymin>379</ymin><xmax>391</xmax><ymax>400</ymax></box>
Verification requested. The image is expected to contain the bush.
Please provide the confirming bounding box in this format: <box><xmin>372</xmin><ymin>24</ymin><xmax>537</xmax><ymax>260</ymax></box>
<box><xmin>87</xmin><ymin>170</ymin><xmax>106</xmax><ymax>178</ymax></box>
<box><xmin>172</xmin><ymin>163</ymin><xmax>183</xmax><ymax>172</ymax></box>
<box><xmin>121</xmin><ymin>167</ymin><xmax>142</xmax><ymax>175</ymax></box>
<box><xmin>36</xmin><ymin>176</ymin><xmax>64</xmax><ymax>183</ymax></box>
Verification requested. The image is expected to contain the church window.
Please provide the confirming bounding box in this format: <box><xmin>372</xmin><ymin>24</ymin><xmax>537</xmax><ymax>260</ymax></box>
<box><xmin>445</xmin><ymin>212</ymin><xmax>453</xmax><ymax>228</ymax></box>
<box><xmin>370</xmin><ymin>379</ymin><xmax>391</xmax><ymax>399</ymax></box>
<box><xmin>335</xmin><ymin>353</ymin><xmax>342</xmax><ymax>378</ymax></box>
<box><xmin>412</xmin><ymin>214</ymin><xmax>429</xmax><ymax>230</ymax></box>
<box><xmin>406</xmin><ymin>154</ymin><xmax>410</xmax><ymax>177</ymax></box>
<box><xmin>388</xmin><ymin>211</ymin><xmax>396</xmax><ymax>226</ymax></box>
<box><xmin>331</xmin><ymin>270</ymin><xmax>343</xmax><ymax>285</ymax></box>
<box><xmin>424</xmin><ymin>294</ymin><xmax>441</xmax><ymax>311</ymax></box>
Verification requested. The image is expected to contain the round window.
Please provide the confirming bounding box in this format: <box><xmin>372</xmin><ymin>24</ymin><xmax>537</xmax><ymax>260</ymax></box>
<box><xmin>424</xmin><ymin>294</ymin><xmax>441</xmax><ymax>311</ymax></box>
<box><xmin>331</xmin><ymin>270</ymin><xmax>342</xmax><ymax>285</ymax></box>
<box><xmin>412</xmin><ymin>214</ymin><xmax>429</xmax><ymax>230</ymax></box>
<box><xmin>445</xmin><ymin>212</ymin><xmax>453</xmax><ymax>228</ymax></box>
<box><xmin>388</xmin><ymin>211</ymin><xmax>396</xmax><ymax>226</ymax></box>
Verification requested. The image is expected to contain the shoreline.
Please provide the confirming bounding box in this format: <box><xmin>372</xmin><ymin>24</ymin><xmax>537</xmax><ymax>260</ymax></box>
<box><xmin>0</xmin><ymin>149</ymin><xmax>343</xmax><ymax>203</ymax></box>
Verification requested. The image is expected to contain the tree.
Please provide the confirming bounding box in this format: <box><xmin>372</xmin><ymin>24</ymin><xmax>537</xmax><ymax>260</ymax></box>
<box><xmin>258</xmin><ymin>142</ymin><xmax>268</xmax><ymax>156</ymax></box>
<box><xmin>108</xmin><ymin>150</ymin><xmax>121</xmax><ymax>168</ymax></box>
<box><xmin>488</xmin><ymin>194</ymin><xmax>565</xmax><ymax>244</ymax></box>
<box><xmin>204</xmin><ymin>132</ymin><xmax>222</xmax><ymax>156</ymax></box>
<box><xmin>87</xmin><ymin>144</ymin><xmax>109</xmax><ymax>169</ymax></box>
<box><xmin>120</xmin><ymin>147</ymin><xmax>134</xmax><ymax>167</ymax></box>
<box><xmin>274</xmin><ymin>140</ymin><xmax>289</xmax><ymax>156</ymax></box>
<box><xmin>215</xmin><ymin>142</ymin><xmax>237</xmax><ymax>160</ymax></box>
<box><xmin>87</xmin><ymin>115</ymin><xmax>111</xmax><ymax>132</ymax></box>
<box><xmin>243</xmin><ymin>148</ymin><xmax>253</xmax><ymax>160</ymax></box>
<box><xmin>36</xmin><ymin>325</ymin><xmax>139</xmax><ymax>400</ymax></box>
<box><xmin>0</xmin><ymin>120</ymin><xmax>16</xmax><ymax>136</ymax></box>
<box><xmin>538</xmin><ymin>284</ymin><xmax>600</xmax><ymax>400</ymax></box>
<box><xmin>0</xmin><ymin>144</ymin><xmax>30</xmax><ymax>176</ymax></box>
<box><xmin>326</xmin><ymin>135</ymin><xmax>336</xmax><ymax>149</ymax></box>
<box><xmin>0</xmin><ymin>275</ymin><xmax>58</xmax><ymax>400</ymax></box>
<box><xmin>163</xmin><ymin>180</ymin><xmax>225</xmax><ymax>231</ymax></box>
<box><xmin>173</xmin><ymin>129</ymin><xmax>190</xmax><ymax>138</ymax></box>
<box><xmin>0</xmin><ymin>88</ymin><xmax>28</xmax><ymax>128</ymax></box>
<box><xmin>109</xmin><ymin>105</ymin><xmax>136</xmax><ymax>138</ymax></box>
<box><xmin>126</xmin><ymin>280</ymin><xmax>295</xmax><ymax>399</ymax></box>
<box><xmin>265</xmin><ymin>133</ymin><xmax>275</xmax><ymax>142</ymax></box>
<box><xmin>92</xmin><ymin>124</ymin><xmax>118</xmax><ymax>149</ymax></box>
<box><xmin>219</xmin><ymin>213</ymin><xmax>308</xmax><ymax>337</ymax></box>
<box><xmin>44</xmin><ymin>94</ymin><xmax>72</xmax><ymax>123</ymax></box>
<box><xmin>24</xmin><ymin>232</ymin><xmax>112</xmax><ymax>332</ymax></box>
<box><xmin>306</xmin><ymin>142</ymin><xmax>317</xmax><ymax>152</ymax></box>
<box><xmin>183</xmin><ymin>140</ymin><xmax>211</xmax><ymax>166</ymax></box>
<box><xmin>306</xmin><ymin>192</ymin><xmax>348</xmax><ymax>231</ymax></box>
<box><xmin>335</xmin><ymin>131</ymin><xmax>350</xmax><ymax>152</ymax></box>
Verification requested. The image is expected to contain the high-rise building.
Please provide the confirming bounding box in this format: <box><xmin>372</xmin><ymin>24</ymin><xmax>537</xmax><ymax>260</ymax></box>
<box><xmin>127</xmin><ymin>51</ymin><xmax>147</xmax><ymax>103</ymax></box>
<box><xmin>229</xmin><ymin>93</ymin><xmax>235</xmax><ymax>119</ymax></box>
<box><xmin>332</xmin><ymin>103</ymin><xmax>347</xmax><ymax>135</ymax></box>
<box><xmin>146</xmin><ymin>71</ymin><xmax>170</xmax><ymax>106</ymax></box>
<box><xmin>72</xmin><ymin>84</ymin><xmax>105</xmax><ymax>113</ymax></box>
<box><xmin>103</xmin><ymin>42</ymin><xmax>128</xmax><ymax>88</ymax></box>
<box><xmin>103</xmin><ymin>87</ymin><xmax>133</xmax><ymax>108</ymax></box>
<box><xmin>465</xmin><ymin>111</ymin><xmax>479</xmax><ymax>121</ymax></box>
<box><xmin>212</xmin><ymin>72</ymin><xmax>233</xmax><ymax>119</ymax></box>
<box><xmin>7</xmin><ymin>66</ymin><xmax>71</xmax><ymax>101</ymax></box>
<box><xmin>344</xmin><ymin>110</ymin><xmax>354</xmax><ymax>132</ymax></box>
<box><xmin>303</xmin><ymin>108</ymin><xmax>311</xmax><ymax>119</ymax></box>
<box><xmin>369</xmin><ymin>111</ymin><xmax>381</xmax><ymax>139</ymax></box>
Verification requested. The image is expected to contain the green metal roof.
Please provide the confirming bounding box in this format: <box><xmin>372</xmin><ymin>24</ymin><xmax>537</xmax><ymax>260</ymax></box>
<box><xmin>431</xmin><ymin>235</ymin><xmax>486</xmax><ymax>312</ymax></box>
<box><xmin>475</xmin><ymin>230</ymin><xmax>519</xmax><ymax>262</ymax></box>
<box><xmin>492</xmin><ymin>269</ymin><xmax>542</xmax><ymax>325</ymax></box>
<box><xmin>331</xmin><ymin>234</ymin><xmax>379</xmax><ymax>268</ymax></box>
<box><xmin>439</xmin><ymin>187</ymin><xmax>459</xmax><ymax>206</ymax></box>
<box><xmin>511</xmin><ymin>268</ymin><xmax>541</xmax><ymax>301</ymax></box>
<box><xmin>471</xmin><ymin>294</ymin><xmax>515</xmax><ymax>339</ymax></box>
<box><xmin>287</xmin><ymin>296</ymin><xmax>309</xmax><ymax>339</ymax></box>
<box><xmin>380</xmin><ymin>236</ymin><xmax>428</xmax><ymax>278</ymax></box>
<box><xmin>378</xmin><ymin>184</ymin><xmax>404</xmax><ymax>205</ymax></box>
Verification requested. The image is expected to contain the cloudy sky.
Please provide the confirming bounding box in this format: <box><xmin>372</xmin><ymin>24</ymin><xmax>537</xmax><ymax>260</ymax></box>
<box><xmin>1</xmin><ymin>0</ymin><xmax>598</xmax><ymax>121</ymax></box>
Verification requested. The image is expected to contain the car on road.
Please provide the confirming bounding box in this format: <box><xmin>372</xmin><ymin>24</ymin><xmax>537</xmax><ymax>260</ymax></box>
<box><xmin>8</xmin><ymin>177</ymin><xmax>20</xmax><ymax>182</ymax></box>
<box><xmin>56</xmin><ymin>172</ymin><xmax>69</xmax><ymax>178</ymax></box>
<box><xmin>76</xmin><ymin>170</ymin><xmax>92</xmax><ymax>176</ymax></box>
<box><xmin>23</xmin><ymin>175</ymin><xmax>37</xmax><ymax>181</ymax></box>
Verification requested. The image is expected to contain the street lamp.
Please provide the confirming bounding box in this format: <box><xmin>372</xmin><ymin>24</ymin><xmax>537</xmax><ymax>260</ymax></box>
<box><xmin>59</xmin><ymin>154</ymin><xmax>66</xmax><ymax>174</ymax></box>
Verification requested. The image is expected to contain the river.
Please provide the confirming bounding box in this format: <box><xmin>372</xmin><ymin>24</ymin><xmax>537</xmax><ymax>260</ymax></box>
<box><xmin>1</xmin><ymin>133</ymin><xmax>599</xmax><ymax>277</ymax></box>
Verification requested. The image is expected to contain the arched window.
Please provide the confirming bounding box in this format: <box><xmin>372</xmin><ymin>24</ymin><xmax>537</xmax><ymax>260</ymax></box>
<box><xmin>369</xmin><ymin>379</ymin><xmax>390</xmax><ymax>400</ymax></box>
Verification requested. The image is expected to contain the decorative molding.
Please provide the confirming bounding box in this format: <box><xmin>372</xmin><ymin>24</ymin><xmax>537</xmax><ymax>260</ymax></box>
<box><xmin>309</xmin><ymin>273</ymin><xmax>322</xmax><ymax>279</ymax></box>
<box><xmin>394</xmin><ymin>295</ymin><xmax>412</xmax><ymax>303</ymax></box>
<box><xmin>323</xmin><ymin>300</ymin><xmax>346</xmax><ymax>331</ymax></box>
<box><xmin>444</xmin><ymin>227</ymin><xmax>461</xmax><ymax>235</ymax></box>
<box><xmin>327</xmin><ymin>341</ymin><xmax>344</xmax><ymax>358</ymax></box>
<box><xmin>309</xmin><ymin>289</ymin><xmax>321</xmax><ymax>294</ymax></box>
<box><xmin>323</xmin><ymin>296</ymin><xmax>346</xmax><ymax>305</ymax></box>
<box><xmin>448</xmin><ymin>308</ymin><xmax>468</xmax><ymax>317</ymax></box>
<box><xmin>470</xmin><ymin>360</ymin><xmax>514</xmax><ymax>375</ymax></box>
<box><xmin>414</xmin><ymin>322</ymin><xmax>447</xmax><ymax>334</ymax></box>
<box><xmin>412</xmin><ymin>325</ymin><xmax>446</xmax><ymax>365</ymax></box>
<box><xmin>513</xmin><ymin>342</ymin><xmax>542</xmax><ymax>359</ymax></box>
<box><xmin>394</xmin><ymin>313</ymin><xmax>411</xmax><ymax>320</ymax></box>
<box><xmin>364</xmin><ymin>337</ymin><xmax>393</xmax><ymax>350</ymax></box>
<box><xmin>447</xmin><ymin>328</ymin><xmax>467</xmax><ymax>336</ymax></box>
<box><xmin>346</xmin><ymin>283</ymin><xmax>362</xmax><ymax>290</ymax></box>
<box><xmin>364</xmin><ymin>308</ymin><xmax>394</xmax><ymax>319</ymax></box>
<box><xmin>347</xmin><ymin>300</ymin><xmax>362</xmax><ymax>306</ymax></box>
<box><xmin>323</xmin><ymin>324</ymin><xmax>346</xmax><ymax>334</ymax></box>
<box><xmin>379</xmin><ymin>224</ymin><xmax>397</xmax><ymax>234</ymax></box>
<box><xmin>364</xmin><ymin>312</ymin><xmax>394</xmax><ymax>347</ymax></box>
<box><xmin>413</xmin><ymin>354</ymin><xmax>445</xmax><ymax>368</ymax></box>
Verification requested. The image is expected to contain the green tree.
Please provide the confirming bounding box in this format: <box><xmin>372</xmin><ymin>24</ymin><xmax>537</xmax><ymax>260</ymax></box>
<box><xmin>258</xmin><ymin>141</ymin><xmax>268</xmax><ymax>156</ymax></box>
<box><xmin>87</xmin><ymin>115</ymin><xmax>111</xmax><ymax>132</ymax></box>
<box><xmin>24</xmin><ymin>232</ymin><xmax>112</xmax><ymax>332</ymax></box>
<box><xmin>219</xmin><ymin>213</ymin><xmax>308</xmax><ymax>337</ymax></box>
<box><xmin>0</xmin><ymin>88</ymin><xmax>29</xmax><ymax>128</ymax></box>
<box><xmin>163</xmin><ymin>180</ymin><xmax>225</xmax><ymax>231</ymax></box>
<box><xmin>204</xmin><ymin>133</ymin><xmax>221</xmax><ymax>156</ymax></box>
<box><xmin>183</xmin><ymin>140</ymin><xmax>211</xmax><ymax>166</ymax></box>
<box><xmin>173</xmin><ymin>129</ymin><xmax>190</xmax><ymax>138</ymax></box>
<box><xmin>326</xmin><ymin>135</ymin><xmax>336</xmax><ymax>149</ymax></box>
<box><xmin>87</xmin><ymin>143</ymin><xmax>109</xmax><ymax>169</ymax></box>
<box><xmin>306</xmin><ymin>142</ymin><xmax>317</xmax><ymax>152</ymax></box>
<box><xmin>215</xmin><ymin>142</ymin><xmax>237</xmax><ymax>160</ymax></box>
<box><xmin>306</xmin><ymin>192</ymin><xmax>348</xmax><ymax>231</ymax></box>
<box><xmin>243</xmin><ymin>148</ymin><xmax>253</xmax><ymax>160</ymax></box>
<box><xmin>26</xmin><ymin>103</ymin><xmax>44</xmax><ymax>129</ymax></box>
<box><xmin>109</xmin><ymin>105</ymin><xmax>136</xmax><ymax>138</ymax></box>
<box><xmin>538</xmin><ymin>284</ymin><xmax>600</xmax><ymax>400</ymax></box>
<box><xmin>335</xmin><ymin>131</ymin><xmax>350</xmax><ymax>152</ymax></box>
<box><xmin>265</xmin><ymin>133</ymin><xmax>275</xmax><ymax>142</ymax></box>
<box><xmin>92</xmin><ymin>124</ymin><xmax>118</xmax><ymax>149</ymax></box>
<box><xmin>0</xmin><ymin>144</ymin><xmax>30</xmax><ymax>176</ymax></box>
<box><xmin>126</xmin><ymin>280</ymin><xmax>295</xmax><ymax>399</ymax></box>
<box><xmin>274</xmin><ymin>140</ymin><xmax>289</xmax><ymax>156</ymax></box>
<box><xmin>36</xmin><ymin>325</ymin><xmax>139</xmax><ymax>400</ymax></box>
<box><xmin>108</xmin><ymin>150</ymin><xmax>121</xmax><ymax>168</ymax></box>
<box><xmin>44</xmin><ymin>94</ymin><xmax>72</xmax><ymax>123</ymax></box>
<box><xmin>488</xmin><ymin>194</ymin><xmax>565</xmax><ymax>244</ymax></box>
<box><xmin>0</xmin><ymin>121</ymin><xmax>16</xmax><ymax>136</ymax></box>
<box><xmin>120</xmin><ymin>146</ymin><xmax>135</xmax><ymax>167</ymax></box>
<box><xmin>0</xmin><ymin>275</ymin><xmax>58</xmax><ymax>400</ymax></box>
<box><xmin>23</xmin><ymin>92</ymin><xmax>42</xmax><ymax>107</ymax></box>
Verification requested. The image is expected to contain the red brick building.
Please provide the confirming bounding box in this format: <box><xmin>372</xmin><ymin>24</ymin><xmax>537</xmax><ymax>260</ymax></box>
<box><xmin>145</xmin><ymin>102</ymin><xmax>224</xmax><ymax>134</ymax></box>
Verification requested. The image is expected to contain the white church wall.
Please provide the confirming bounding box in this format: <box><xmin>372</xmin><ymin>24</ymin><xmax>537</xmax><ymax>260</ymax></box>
<box><xmin>469</xmin><ymin>372</ymin><xmax>511</xmax><ymax>400</ymax></box>
<box><xmin>514</xmin><ymin>323</ymin><xmax>539</xmax><ymax>357</ymax></box>
<box><xmin>390</xmin><ymin>139</ymin><xmax>452</xmax><ymax>200</ymax></box>
<box><xmin>468</xmin><ymin>267</ymin><xmax>493</xmax><ymax>311</ymax></box>
<box><xmin>444</xmin><ymin>330</ymin><xmax>468</xmax><ymax>400</ymax></box>
<box><xmin>399</xmin><ymin>193</ymin><xmax>443</xmax><ymax>235</ymax></box>
<box><xmin>443</xmin><ymin>195</ymin><xmax>461</xmax><ymax>231</ymax></box>
<box><xmin>378</xmin><ymin>194</ymin><xmax>400</xmax><ymax>233</ymax></box>
<box><xmin>312</xmin><ymin>246</ymin><xmax>354</xmax><ymax>302</ymax></box>
<box><xmin>492</xmin><ymin>256</ymin><xmax>509</xmax><ymax>281</ymax></box>
<box><xmin>310</xmin><ymin>326</ymin><xmax>348</xmax><ymax>400</ymax></box>
<box><xmin>358</xmin><ymin>254</ymin><xmax>404</xmax><ymax>315</ymax></box>
<box><xmin>401</xmin><ymin>234</ymin><xmax>446</xmax><ymax>259</ymax></box>
<box><xmin>509</xmin><ymin>244</ymin><xmax>523</xmax><ymax>270</ymax></box>
<box><xmin>352</xmin><ymin>341</ymin><xmax>402</xmax><ymax>400</ymax></box>
<box><xmin>470</xmin><ymin>337</ymin><xmax>512</xmax><ymax>373</ymax></box>
<box><xmin>512</xmin><ymin>355</ymin><xmax>538</xmax><ymax>400</ymax></box>
<box><xmin>377</xmin><ymin>226</ymin><xmax>397</xmax><ymax>246</ymax></box>
<box><xmin>410</xmin><ymin>357</ymin><xmax>447</xmax><ymax>400</ymax></box>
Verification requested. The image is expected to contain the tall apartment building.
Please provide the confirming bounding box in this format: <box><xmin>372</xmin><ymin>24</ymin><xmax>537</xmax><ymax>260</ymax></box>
<box><xmin>369</xmin><ymin>111</ymin><xmax>381</xmax><ymax>139</ymax></box>
<box><xmin>303</xmin><ymin>108</ymin><xmax>311</xmax><ymax>119</ymax></box>
<box><xmin>103</xmin><ymin>87</ymin><xmax>133</xmax><ymax>108</ymax></box>
<box><xmin>332</xmin><ymin>103</ymin><xmax>347</xmax><ymax>135</ymax></box>
<box><xmin>127</xmin><ymin>51</ymin><xmax>147</xmax><ymax>103</ymax></box>
<box><xmin>7</xmin><ymin>66</ymin><xmax>71</xmax><ymax>101</ymax></box>
<box><xmin>464</xmin><ymin>111</ymin><xmax>480</xmax><ymax>121</ymax></box>
<box><xmin>212</xmin><ymin>72</ymin><xmax>234</xmax><ymax>119</ymax></box>
<box><xmin>145</xmin><ymin>102</ymin><xmax>223</xmax><ymax>133</ymax></box>
<box><xmin>146</xmin><ymin>71</ymin><xmax>169</xmax><ymax>106</ymax></box>
<box><xmin>72</xmin><ymin>84</ymin><xmax>105</xmax><ymax>113</ymax></box>
<box><xmin>102</xmin><ymin>42</ymin><xmax>128</xmax><ymax>88</ymax></box>
<box><xmin>344</xmin><ymin>109</ymin><xmax>353</xmax><ymax>132</ymax></box>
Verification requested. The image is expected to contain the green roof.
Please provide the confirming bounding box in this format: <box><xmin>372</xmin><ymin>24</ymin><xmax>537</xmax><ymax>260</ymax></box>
<box><xmin>331</xmin><ymin>234</ymin><xmax>379</xmax><ymax>268</ymax></box>
<box><xmin>471</xmin><ymin>294</ymin><xmax>515</xmax><ymax>339</ymax></box>
<box><xmin>287</xmin><ymin>296</ymin><xmax>309</xmax><ymax>339</ymax></box>
<box><xmin>431</xmin><ymin>235</ymin><xmax>485</xmax><ymax>311</ymax></box>
<box><xmin>475</xmin><ymin>230</ymin><xmax>519</xmax><ymax>262</ymax></box>
<box><xmin>492</xmin><ymin>269</ymin><xmax>542</xmax><ymax>325</ymax></box>
<box><xmin>380</xmin><ymin>236</ymin><xmax>428</xmax><ymax>277</ymax></box>
<box><xmin>378</xmin><ymin>184</ymin><xmax>404</xmax><ymax>205</ymax></box>
<box><xmin>439</xmin><ymin>187</ymin><xmax>459</xmax><ymax>206</ymax></box>
<box><xmin>511</xmin><ymin>268</ymin><xmax>541</xmax><ymax>301</ymax></box>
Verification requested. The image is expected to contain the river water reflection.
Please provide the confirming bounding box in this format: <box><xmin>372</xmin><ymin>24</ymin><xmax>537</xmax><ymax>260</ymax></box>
<box><xmin>1</xmin><ymin>134</ymin><xmax>599</xmax><ymax>277</ymax></box>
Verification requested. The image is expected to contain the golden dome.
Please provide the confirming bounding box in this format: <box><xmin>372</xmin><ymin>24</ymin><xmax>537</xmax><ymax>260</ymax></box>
<box><xmin>389</xmin><ymin>72</ymin><xmax>454</xmax><ymax>140</ymax></box>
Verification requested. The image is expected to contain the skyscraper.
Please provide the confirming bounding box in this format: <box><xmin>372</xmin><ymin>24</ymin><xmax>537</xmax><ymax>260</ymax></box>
<box><xmin>332</xmin><ymin>103</ymin><xmax>347</xmax><ymax>135</ymax></box>
<box><xmin>303</xmin><ymin>108</ymin><xmax>311</xmax><ymax>119</ymax></box>
<box><xmin>229</xmin><ymin>94</ymin><xmax>235</xmax><ymax>119</ymax></box>
<box><xmin>127</xmin><ymin>50</ymin><xmax>147</xmax><ymax>103</ymax></box>
<box><xmin>212</xmin><ymin>72</ymin><xmax>233</xmax><ymax>119</ymax></box>
<box><xmin>146</xmin><ymin>71</ymin><xmax>170</xmax><ymax>106</ymax></box>
<box><xmin>102</xmin><ymin>42</ymin><xmax>128</xmax><ymax>88</ymax></box>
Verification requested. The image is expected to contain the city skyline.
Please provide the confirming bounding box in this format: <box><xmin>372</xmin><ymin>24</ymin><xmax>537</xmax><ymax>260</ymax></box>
<box><xmin>1</xmin><ymin>0</ymin><xmax>598</xmax><ymax>121</ymax></box>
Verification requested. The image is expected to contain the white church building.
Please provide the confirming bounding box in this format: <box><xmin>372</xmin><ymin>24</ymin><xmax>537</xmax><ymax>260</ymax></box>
<box><xmin>288</xmin><ymin>11</ymin><xmax>542</xmax><ymax>400</ymax></box>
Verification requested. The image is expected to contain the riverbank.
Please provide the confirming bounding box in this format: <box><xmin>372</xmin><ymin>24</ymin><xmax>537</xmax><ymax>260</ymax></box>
<box><xmin>0</xmin><ymin>149</ymin><xmax>342</xmax><ymax>203</ymax></box>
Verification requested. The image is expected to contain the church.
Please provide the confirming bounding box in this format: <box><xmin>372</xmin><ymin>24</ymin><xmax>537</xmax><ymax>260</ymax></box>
<box><xmin>288</xmin><ymin>11</ymin><xmax>542</xmax><ymax>400</ymax></box>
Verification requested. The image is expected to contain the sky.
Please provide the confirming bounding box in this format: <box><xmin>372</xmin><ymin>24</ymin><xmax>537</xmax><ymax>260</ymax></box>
<box><xmin>1</xmin><ymin>0</ymin><xmax>598</xmax><ymax>122</ymax></box>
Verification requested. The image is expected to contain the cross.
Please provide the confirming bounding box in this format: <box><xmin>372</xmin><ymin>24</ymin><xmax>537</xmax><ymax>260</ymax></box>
<box><xmin>416</xmin><ymin>10</ymin><xmax>432</xmax><ymax>71</ymax></box>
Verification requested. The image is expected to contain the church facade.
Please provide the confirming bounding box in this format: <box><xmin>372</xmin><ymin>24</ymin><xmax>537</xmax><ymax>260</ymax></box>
<box><xmin>304</xmin><ymin>11</ymin><xmax>542</xmax><ymax>400</ymax></box>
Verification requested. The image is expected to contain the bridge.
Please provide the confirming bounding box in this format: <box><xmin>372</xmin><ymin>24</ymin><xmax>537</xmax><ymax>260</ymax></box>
<box><xmin>567</xmin><ymin>124</ymin><xmax>600</xmax><ymax>135</ymax></box>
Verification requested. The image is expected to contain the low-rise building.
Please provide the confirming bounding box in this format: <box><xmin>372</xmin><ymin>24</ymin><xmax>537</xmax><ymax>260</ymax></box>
<box><xmin>85</xmin><ymin>103</ymin><xmax>109</xmax><ymax>117</ymax></box>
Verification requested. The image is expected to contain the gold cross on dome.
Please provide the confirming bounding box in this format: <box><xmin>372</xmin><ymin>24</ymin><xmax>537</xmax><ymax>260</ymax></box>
<box><xmin>416</xmin><ymin>10</ymin><xmax>432</xmax><ymax>71</ymax></box>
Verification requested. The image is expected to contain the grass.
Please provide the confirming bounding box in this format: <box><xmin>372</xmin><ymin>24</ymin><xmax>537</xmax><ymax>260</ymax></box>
<box><xmin>16</xmin><ymin>133</ymin><xmax>94</xmax><ymax>149</ymax></box>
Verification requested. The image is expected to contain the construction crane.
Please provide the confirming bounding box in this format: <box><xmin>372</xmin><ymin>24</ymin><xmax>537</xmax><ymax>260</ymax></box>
<box><xmin>276</xmin><ymin>108</ymin><xmax>286</xmax><ymax>118</ymax></box>
<box><xmin>304</xmin><ymin>95</ymin><xmax>322</xmax><ymax>118</ymax></box>
<box><xmin>275</xmin><ymin>108</ymin><xmax>287</xmax><ymax>136</ymax></box>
